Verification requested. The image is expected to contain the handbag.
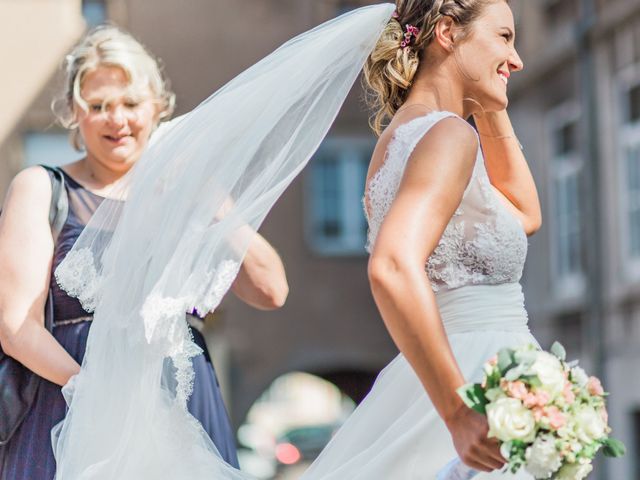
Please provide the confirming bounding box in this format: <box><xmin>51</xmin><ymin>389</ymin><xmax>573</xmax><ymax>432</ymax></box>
<box><xmin>0</xmin><ymin>165</ymin><xmax>68</xmax><ymax>445</ymax></box>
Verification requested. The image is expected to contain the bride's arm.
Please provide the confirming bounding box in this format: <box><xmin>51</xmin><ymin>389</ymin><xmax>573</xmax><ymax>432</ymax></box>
<box><xmin>0</xmin><ymin>167</ymin><xmax>81</xmax><ymax>386</ymax></box>
<box><xmin>473</xmin><ymin>109</ymin><xmax>542</xmax><ymax>236</ymax></box>
<box><xmin>368</xmin><ymin>118</ymin><xmax>504</xmax><ymax>473</ymax></box>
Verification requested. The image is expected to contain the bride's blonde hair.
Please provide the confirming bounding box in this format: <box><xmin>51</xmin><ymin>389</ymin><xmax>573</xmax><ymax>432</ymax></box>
<box><xmin>363</xmin><ymin>0</ymin><xmax>507</xmax><ymax>135</ymax></box>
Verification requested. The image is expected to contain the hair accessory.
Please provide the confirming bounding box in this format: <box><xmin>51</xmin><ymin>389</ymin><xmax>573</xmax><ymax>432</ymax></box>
<box><xmin>400</xmin><ymin>24</ymin><xmax>420</xmax><ymax>50</ymax></box>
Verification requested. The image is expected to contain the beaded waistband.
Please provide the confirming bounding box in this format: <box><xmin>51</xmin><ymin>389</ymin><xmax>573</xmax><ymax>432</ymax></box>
<box><xmin>54</xmin><ymin>314</ymin><xmax>205</xmax><ymax>328</ymax></box>
<box><xmin>54</xmin><ymin>316</ymin><xmax>93</xmax><ymax>327</ymax></box>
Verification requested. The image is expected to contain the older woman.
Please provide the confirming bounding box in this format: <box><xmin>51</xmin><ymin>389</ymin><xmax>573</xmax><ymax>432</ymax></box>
<box><xmin>0</xmin><ymin>26</ymin><xmax>288</xmax><ymax>480</ymax></box>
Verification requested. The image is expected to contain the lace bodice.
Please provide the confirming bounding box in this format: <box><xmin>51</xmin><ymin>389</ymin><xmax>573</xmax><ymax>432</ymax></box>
<box><xmin>364</xmin><ymin>111</ymin><xmax>528</xmax><ymax>293</ymax></box>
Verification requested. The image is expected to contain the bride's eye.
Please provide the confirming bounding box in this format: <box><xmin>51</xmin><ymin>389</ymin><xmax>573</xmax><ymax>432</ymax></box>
<box><xmin>89</xmin><ymin>104</ymin><xmax>103</xmax><ymax>112</ymax></box>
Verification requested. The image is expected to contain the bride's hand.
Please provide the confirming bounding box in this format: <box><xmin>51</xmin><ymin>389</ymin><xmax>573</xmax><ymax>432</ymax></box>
<box><xmin>445</xmin><ymin>405</ymin><xmax>506</xmax><ymax>472</ymax></box>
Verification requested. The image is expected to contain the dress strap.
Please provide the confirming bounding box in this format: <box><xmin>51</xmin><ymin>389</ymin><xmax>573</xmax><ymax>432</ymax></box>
<box><xmin>399</xmin><ymin>111</ymin><xmax>480</xmax><ymax>196</ymax></box>
<box><xmin>39</xmin><ymin>165</ymin><xmax>69</xmax><ymax>242</ymax></box>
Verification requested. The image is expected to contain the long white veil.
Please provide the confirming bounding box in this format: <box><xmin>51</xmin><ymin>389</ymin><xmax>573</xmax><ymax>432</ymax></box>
<box><xmin>52</xmin><ymin>4</ymin><xmax>395</xmax><ymax>479</ymax></box>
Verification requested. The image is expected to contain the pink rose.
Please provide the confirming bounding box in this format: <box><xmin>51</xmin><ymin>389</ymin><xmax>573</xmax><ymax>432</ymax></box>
<box><xmin>535</xmin><ymin>390</ymin><xmax>551</xmax><ymax>407</ymax></box>
<box><xmin>587</xmin><ymin>377</ymin><xmax>604</xmax><ymax>396</ymax></box>
<box><xmin>533</xmin><ymin>407</ymin><xmax>544</xmax><ymax>422</ymax></box>
<box><xmin>563</xmin><ymin>382</ymin><xmax>576</xmax><ymax>404</ymax></box>
<box><xmin>544</xmin><ymin>406</ymin><xmax>567</xmax><ymax>430</ymax></box>
<box><xmin>507</xmin><ymin>381</ymin><xmax>529</xmax><ymax>400</ymax></box>
<box><xmin>524</xmin><ymin>393</ymin><xmax>538</xmax><ymax>408</ymax></box>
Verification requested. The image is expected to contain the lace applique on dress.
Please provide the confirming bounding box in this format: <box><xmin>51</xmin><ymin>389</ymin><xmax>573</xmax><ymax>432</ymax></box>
<box><xmin>364</xmin><ymin>111</ymin><xmax>528</xmax><ymax>293</ymax></box>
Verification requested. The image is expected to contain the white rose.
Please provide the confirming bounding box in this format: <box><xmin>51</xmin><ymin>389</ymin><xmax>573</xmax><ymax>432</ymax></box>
<box><xmin>571</xmin><ymin>366</ymin><xmax>589</xmax><ymax>388</ymax></box>
<box><xmin>575</xmin><ymin>406</ymin><xmax>606</xmax><ymax>443</ymax></box>
<box><xmin>524</xmin><ymin>435</ymin><xmax>562</xmax><ymax>478</ymax></box>
<box><xmin>555</xmin><ymin>461</ymin><xmax>593</xmax><ymax>480</ymax></box>
<box><xmin>487</xmin><ymin>397</ymin><xmax>536</xmax><ymax>443</ymax></box>
<box><xmin>530</xmin><ymin>352</ymin><xmax>566</xmax><ymax>396</ymax></box>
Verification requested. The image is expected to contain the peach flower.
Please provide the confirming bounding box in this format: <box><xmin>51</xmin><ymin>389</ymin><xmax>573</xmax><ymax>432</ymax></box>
<box><xmin>587</xmin><ymin>376</ymin><xmax>604</xmax><ymax>396</ymax></box>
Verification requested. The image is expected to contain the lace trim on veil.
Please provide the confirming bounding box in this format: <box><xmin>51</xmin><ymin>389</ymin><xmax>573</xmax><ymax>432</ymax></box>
<box><xmin>54</xmin><ymin>247</ymin><xmax>102</xmax><ymax>313</ymax></box>
<box><xmin>57</xmin><ymin>247</ymin><xmax>240</xmax><ymax>407</ymax></box>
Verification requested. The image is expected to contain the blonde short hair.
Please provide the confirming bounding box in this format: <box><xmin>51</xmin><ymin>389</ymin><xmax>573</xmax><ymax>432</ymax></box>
<box><xmin>52</xmin><ymin>25</ymin><xmax>176</xmax><ymax>150</ymax></box>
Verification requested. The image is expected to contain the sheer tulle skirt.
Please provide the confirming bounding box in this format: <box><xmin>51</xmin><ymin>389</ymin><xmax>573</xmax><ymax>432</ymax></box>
<box><xmin>301</xmin><ymin>283</ymin><xmax>536</xmax><ymax>480</ymax></box>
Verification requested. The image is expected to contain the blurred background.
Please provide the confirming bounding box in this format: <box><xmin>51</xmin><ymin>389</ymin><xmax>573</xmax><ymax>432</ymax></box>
<box><xmin>1</xmin><ymin>0</ymin><xmax>639</xmax><ymax>478</ymax></box>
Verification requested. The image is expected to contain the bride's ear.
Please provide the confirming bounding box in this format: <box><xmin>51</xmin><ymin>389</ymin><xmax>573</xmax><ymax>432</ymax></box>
<box><xmin>433</xmin><ymin>16</ymin><xmax>458</xmax><ymax>53</ymax></box>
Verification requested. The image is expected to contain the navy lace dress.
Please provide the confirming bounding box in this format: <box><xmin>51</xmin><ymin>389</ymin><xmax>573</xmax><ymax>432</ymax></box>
<box><xmin>0</xmin><ymin>167</ymin><xmax>238</xmax><ymax>480</ymax></box>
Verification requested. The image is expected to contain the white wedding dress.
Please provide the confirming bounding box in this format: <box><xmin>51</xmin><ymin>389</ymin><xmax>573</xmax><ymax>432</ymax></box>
<box><xmin>300</xmin><ymin>111</ymin><xmax>536</xmax><ymax>479</ymax></box>
<box><xmin>51</xmin><ymin>4</ymin><xmax>538</xmax><ymax>479</ymax></box>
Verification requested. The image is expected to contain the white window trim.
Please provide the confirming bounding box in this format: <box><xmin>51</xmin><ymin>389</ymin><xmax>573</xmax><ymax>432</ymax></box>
<box><xmin>304</xmin><ymin>136</ymin><xmax>374</xmax><ymax>257</ymax></box>
<box><xmin>617</xmin><ymin>63</ymin><xmax>640</xmax><ymax>280</ymax></box>
<box><xmin>545</xmin><ymin>101</ymin><xmax>586</xmax><ymax>299</ymax></box>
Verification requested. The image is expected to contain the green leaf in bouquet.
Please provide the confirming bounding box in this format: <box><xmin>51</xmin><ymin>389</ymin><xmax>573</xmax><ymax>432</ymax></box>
<box><xmin>581</xmin><ymin>442</ymin><xmax>601</xmax><ymax>458</ymax></box>
<box><xmin>551</xmin><ymin>341</ymin><xmax>567</xmax><ymax>361</ymax></box>
<box><xmin>514</xmin><ymin>348</ymin><xmax>537</xmax><ymax>367</ymax></box>
<box><xmin>504</xmin><ymin>364</ymin><xmax>531</xmax><ymax>381</ymax></box>
<box><xmin>486</xmin><ymin>368</ymin><xmax>502</xmax><ymax>389</ymax></box>
<box><xmin>485</xmin><ymin>387</ymin><xmax>504</xmax><ymax>402</ymax></box>
<box><xmin>520</xmin><ymin>375</ymin><xmax>542</xmax><ymax>388</ymax></box>
<box><xmin>456</xmin><ymin>384</ymin><xmax>487</xmax><ymax>415</ymax></box>
<box><xmin>504</xmin><ymin>440</ymin><xmax>527</xmax><ymax>474</ymax></box>
<box><xmin>498</xmin><ymin>348</ymin><xmax>515</xmax><ymax>375</ymax></box>
<box><xmin>601</xmin><ymin>438</ymin><xmax>626</xmax><ymax>458</ymax></box>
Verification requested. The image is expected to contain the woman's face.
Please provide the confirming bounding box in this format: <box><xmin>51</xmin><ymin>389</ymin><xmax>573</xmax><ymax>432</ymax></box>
<box><xmin>76</xmin><ymin>65</ymin><xmax>159</xmax><ymax>172</ymax></box>
<box><xmin>456</xmin><ymin>1</ymin><xmax>523</xmax><ymax>112</ymax></box>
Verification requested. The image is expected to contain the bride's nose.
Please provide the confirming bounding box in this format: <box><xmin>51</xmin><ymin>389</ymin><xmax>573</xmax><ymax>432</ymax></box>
<box><xmin>509</xmin><ymin>48</ymin><xmax>524</xmax><ymax>72</ymax></box>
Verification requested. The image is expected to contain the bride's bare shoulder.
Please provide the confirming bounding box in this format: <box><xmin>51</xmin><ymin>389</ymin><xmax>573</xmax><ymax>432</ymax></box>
<box><xmin>367</xmin><ymin>113</ymin><xmax>422</xmax><ymax>178</ymax></box>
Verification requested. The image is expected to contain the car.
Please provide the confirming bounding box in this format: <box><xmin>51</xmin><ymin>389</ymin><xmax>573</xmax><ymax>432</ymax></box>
<box><xmin>274</xmin><ymin>424</ymin><xmax>339</xmax><ymax>467</ymax></box>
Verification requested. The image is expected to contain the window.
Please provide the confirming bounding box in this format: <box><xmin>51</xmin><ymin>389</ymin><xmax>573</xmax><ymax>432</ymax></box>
<box><xmin>23</xmin><ymin>132</ymin><xmax>80</xmax><ymax>168</ymax></box>
<box><xmin>619</xmin><ymin>66</ymin><xmax>640</xmax><ymax>275</ymax></box>
<box><xmin>629</xmin><ymin>84</ymin><xmax>640</xmax><ymax>124</ymax></box>
<box><xmin>82</xmin><ymin>0</ymin><xmax>106</xmax><ymax>27</ymax></box>
<box><xmin>306</xmin><ymin>137</ymin><xmax>374</xmax><ymax>256</ymax></box>
<box><xmin>635</xmin><ymin>409</ymin><xmax>640</xmax><ymax>480</ymax></box>
<box><xmin>547</xmin><ymin>103</ymin><xmax>585</xmax><ymax>296</ymax></box>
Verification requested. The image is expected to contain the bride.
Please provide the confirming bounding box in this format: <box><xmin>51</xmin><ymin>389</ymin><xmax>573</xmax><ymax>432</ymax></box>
<box><xmin>303</xmin><ymin>0</ymin><xmax>541</xmax><ymax>477</ymax></box>
<box><xmin>52</xmin><ymin>1</ymin><xmax>544</xmax><ymax>479</ymax></box>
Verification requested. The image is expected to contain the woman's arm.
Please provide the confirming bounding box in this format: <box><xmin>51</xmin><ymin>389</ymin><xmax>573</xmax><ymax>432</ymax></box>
<box><xmin>368</xmin><ymin>118</ymin><xmax>505</xmax><ymax>472</ymax></box>
<box><xmin>230</xmin><ymin>232</ymin><xmax>288</xmax><ymax>310</ymax></box>
<box><xmin>0</xmin><ymin>167</ymin><xmax>80</xmax><ymax>386</ymax></box>
<box><xmin>473</xmin><ymin>109</ymin><xmax>542</xmax><ymax>236</ymax></box>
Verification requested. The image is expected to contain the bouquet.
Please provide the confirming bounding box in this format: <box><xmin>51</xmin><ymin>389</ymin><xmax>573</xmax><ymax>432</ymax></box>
<box><xmin>438</xmin><ymin>342</ymin><xmax>625</xmax><ymax>480</ymax></box>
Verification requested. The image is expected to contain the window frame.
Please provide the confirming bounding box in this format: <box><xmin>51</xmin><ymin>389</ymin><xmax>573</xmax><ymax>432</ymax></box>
<box><xmin>545</xmin><ymin>101</ymin><xmax>586</xmax><ymax>298</ymax></box>
<box><xmin>617</xmin><ymin>63</ymin><xmax>640</xmax><ymax>280</ymax></box>
<box><xmin>304</xmin><ymin>136</ymin><xmax>375</xmax><ymax>257</ymax></box>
